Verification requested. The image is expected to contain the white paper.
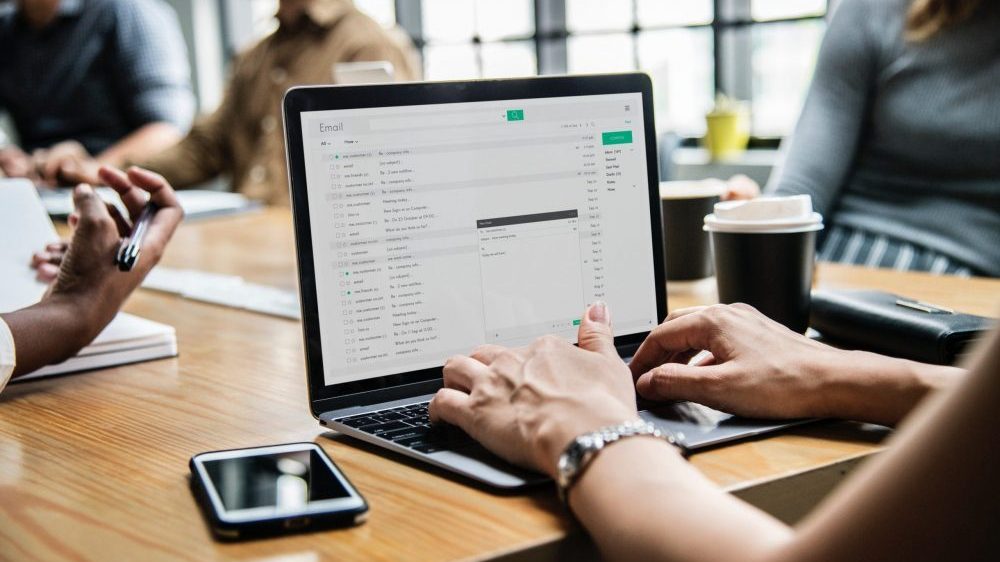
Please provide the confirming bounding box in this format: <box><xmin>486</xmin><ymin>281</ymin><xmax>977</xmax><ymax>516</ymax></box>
<box><xmin>0</xmin><ymin>179</ymin><xmax>60</xmax><ymax>312</ymax></box>
<box><xmin>142</xmin><ymin>266</ymin><xmax>301</xmax><ymax>320</ymax></box>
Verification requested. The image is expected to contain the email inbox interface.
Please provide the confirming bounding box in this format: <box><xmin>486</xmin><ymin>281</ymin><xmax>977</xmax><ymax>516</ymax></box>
<box><xmin>301</xmin><ymin>93</ymin><xmax>657</xmax><ymax>385</ymax></box>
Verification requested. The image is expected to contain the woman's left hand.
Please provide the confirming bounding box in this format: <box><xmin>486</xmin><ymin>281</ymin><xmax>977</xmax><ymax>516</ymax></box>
<box><xmin>429</xmin><ymin>302</ymin><xmax>640</xmax><ymax>477</ymax></box>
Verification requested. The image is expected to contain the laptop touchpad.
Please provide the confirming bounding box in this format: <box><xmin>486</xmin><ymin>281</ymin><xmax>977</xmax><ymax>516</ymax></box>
<box><xmin>640</xmin><ymin>402</ymin><xmax>801</xmax><ymax>450</ymax></box>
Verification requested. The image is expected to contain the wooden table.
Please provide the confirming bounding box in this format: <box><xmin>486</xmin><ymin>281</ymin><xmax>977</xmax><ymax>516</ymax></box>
<box><xmin>2</xmin><ymin>209</ymin><xmax>997</xmax><ymax>561</ymax></box>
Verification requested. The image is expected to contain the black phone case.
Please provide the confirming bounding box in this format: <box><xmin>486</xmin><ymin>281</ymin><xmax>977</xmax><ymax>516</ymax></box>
<box><xmin>189</xmin><ymin>443</ymin><xmax>369</xmax><ymax>541</ymax></box>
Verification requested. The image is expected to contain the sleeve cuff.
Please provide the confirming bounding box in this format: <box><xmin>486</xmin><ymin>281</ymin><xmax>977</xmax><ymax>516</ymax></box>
<box><xmin>0</xmin><ymin>317</ymin><xmax>16</xmax><ymax>395</ymax></box>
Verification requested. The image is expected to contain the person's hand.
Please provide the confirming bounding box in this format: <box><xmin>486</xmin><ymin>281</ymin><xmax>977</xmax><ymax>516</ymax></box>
<box><xmin>32</xmin><ymin>140</ymin><xmax>102</xmax><ymax>186</ymax></box>
<box><xmin>45</xmin><ymin>165</ymin><xmax>184</xmax><ymax>332</ymax></box>
<box><xmin>722</xmin><ymin>174</ymin><xmax>760</xmax><ymax>201</ymax></box>
<box><xmin>429</xmin><ymin>303</ymin><xmax>640</xmax><ymax>476</ymax></box>
<box><xmin>629</xmin><ymin>304</ymin><xmax>842</xmax><ymax>419</ymax></box>
<box><xmin>0</xmin><ymin>145</ymin><xmax>34</xmax><ymax>179</ymax></box>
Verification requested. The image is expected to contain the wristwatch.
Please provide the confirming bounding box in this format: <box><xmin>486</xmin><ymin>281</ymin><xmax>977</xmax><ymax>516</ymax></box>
<box><xmin>556</xmin><ymin>419</ymin><xmax>684</xmax><ymax>505</ymax></box>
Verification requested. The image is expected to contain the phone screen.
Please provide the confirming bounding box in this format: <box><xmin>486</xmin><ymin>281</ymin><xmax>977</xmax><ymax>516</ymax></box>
<box><xmin>202</xmin><ymin>448</ymin><xmax>351</xmax><ymax>513</ymax></box>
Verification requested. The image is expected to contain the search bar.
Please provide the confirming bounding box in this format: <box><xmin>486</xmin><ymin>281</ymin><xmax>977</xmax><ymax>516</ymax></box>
<box><xmin>369</xmin><ymin>110</ymin><xmax>513</xmax><ymax>131</ymax></box>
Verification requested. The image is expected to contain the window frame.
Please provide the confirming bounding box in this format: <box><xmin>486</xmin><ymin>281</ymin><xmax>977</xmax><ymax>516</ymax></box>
<box><xmin>398</xmin><ymin>0</ymin><xmax>826</xmax><ymax>141</ymax></box>
<box><xmin>223</xmin><ymin>0</ymin><xmax>826</xmax><ymax>141</ymax></box>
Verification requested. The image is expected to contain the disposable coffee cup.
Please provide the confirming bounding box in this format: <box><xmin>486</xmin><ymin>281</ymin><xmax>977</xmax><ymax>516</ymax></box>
<box><xmin>704</xmin><ymin>195</ymin><xmax>823</xmax><ymax>333</ymax></box>
<box><xmin>660</xmin><ymin>181</ymin><xmax>725</xmax><ymax>282</ymax></box>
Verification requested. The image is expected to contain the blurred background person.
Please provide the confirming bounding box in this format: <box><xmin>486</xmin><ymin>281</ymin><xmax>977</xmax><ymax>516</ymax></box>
<box><xmin>138</xmin><ymin>0</ymin><xmax>420</xmax><ymax>206</ymax></box>
<box><xmin>766</xmin><ymin>0</ymin><xmax>1000</xmax><ymax>277</ymax></box>
<box><xmin>0</xmin><ymin>0</ymin><xmax>195</xmax><ymax>186</ymax></box>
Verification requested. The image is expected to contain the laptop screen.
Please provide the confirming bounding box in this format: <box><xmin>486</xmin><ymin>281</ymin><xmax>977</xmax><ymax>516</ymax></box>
<box><xmin>298</xmin><ymin>92</ymin><xmax>659</xmax><ymax>386</ymax></box>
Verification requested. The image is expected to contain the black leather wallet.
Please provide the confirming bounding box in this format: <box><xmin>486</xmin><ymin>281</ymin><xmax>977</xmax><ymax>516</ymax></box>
<box><xmin>810</xmin><ymin>289</ymin><xmax>996</xmax><ymax>365</ymax></box>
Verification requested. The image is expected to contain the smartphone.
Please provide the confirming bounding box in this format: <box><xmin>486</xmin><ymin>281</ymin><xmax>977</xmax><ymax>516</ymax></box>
<box><xmin>189</xmin><ymin>442</ymin><xmax>368</xmax><ymax>541</ymax></box>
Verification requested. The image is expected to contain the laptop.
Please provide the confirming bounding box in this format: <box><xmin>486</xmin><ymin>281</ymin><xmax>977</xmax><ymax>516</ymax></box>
<box><xmin>282</xmin><ymin>74</ymin><xmax>805</xmax><ymax>489</ymax></box>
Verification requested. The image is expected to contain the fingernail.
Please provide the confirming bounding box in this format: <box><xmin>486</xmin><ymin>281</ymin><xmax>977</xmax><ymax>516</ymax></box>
<box><xmin>588</xmin><ymin>301</ymin><xmax>609</xmax><ymax>325</ymax></box>
<box><xmin>75</xmin><ymin>183</ymin><xmax>92</xmax><ymax>196</ymax></box>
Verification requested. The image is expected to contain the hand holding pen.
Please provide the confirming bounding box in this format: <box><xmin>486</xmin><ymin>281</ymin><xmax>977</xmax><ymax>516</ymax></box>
<box><xmin>13</xmin><ymin>166</ymin><xmax>184</xmax><ymax>374</ymax></box>
<box><xmin>31</xmin><ymin>167</ymin><xmax>184</xmax><ymax>284</ymax></box>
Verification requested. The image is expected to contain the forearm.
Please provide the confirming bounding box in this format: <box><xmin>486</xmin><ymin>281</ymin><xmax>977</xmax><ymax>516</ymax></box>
<box><xmin>96</xmin><ymin>122</ymin><xmax>183</xmax><ymax>169</ymax></box>
<box><xmin>1</xmin><ymin>296</ymin><xmax>104</xmax><ymax>377</ymax></box>
<box><xmin>569</xmin><ymin>438</ymin><xmax>792</xmax><ymax>562</ymax></box>
<box><xmin>818</xmin><ymin>350</ymin><xmax>963</xmax><ymax>426</ymax></box>
<box><xmin>137</xmin><ymin>121</ymin><xmax>227</xmax><ymax>189</ymax></box>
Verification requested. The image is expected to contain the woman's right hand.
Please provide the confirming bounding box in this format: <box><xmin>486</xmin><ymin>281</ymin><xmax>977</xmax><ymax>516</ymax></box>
<box><xmin>629</xmin><ymin>304</ymin><xmax>845</xmax><ymax>420</ymax></box>
<box><xmin>629</xmin><ymin>304</ymin><xmax>958</xmax><ymax>425</ymax></box>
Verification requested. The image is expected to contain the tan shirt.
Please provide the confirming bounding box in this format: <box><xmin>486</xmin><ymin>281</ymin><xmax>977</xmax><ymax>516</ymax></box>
<box><xmin>141</xmin><ymin>0</ymin><xmax>419</xmax><ymax>206</ymax></box>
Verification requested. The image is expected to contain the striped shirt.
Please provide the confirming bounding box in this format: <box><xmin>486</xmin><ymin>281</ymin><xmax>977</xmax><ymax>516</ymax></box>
<box><xmin>820</xmin><ymin>224</ymin><xmax>972</xmax><ymax>277</ymax></box>
<box><xmin>0</xmin><ymin>0</ymin><xmax>195</xmax><ymax>155</ymax></box>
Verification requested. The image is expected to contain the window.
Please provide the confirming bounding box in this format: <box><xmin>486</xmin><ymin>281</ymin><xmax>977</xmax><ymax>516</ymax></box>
<box><xmin>224</xmin><ymin>0</ymin><xmax>827</xmax><ymax>139</ymax></box>
<box><xmin>421</xmin><ymin>0</ymin><xmax>537</xmax><ymax>79</ymax></box>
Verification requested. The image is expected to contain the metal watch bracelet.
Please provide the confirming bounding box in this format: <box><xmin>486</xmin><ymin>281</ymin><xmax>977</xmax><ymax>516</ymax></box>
<box><xmin>556</xmin><ymin>419</ymin><xmax>684</xmax><ymax>505</ymax></box>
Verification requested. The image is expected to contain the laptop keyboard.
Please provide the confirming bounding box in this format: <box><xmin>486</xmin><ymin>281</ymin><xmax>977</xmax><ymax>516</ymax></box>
<box><xmin>336</xmin><ymin>402</ymin><xmax>476</xmax><ymax>454</ymax></box>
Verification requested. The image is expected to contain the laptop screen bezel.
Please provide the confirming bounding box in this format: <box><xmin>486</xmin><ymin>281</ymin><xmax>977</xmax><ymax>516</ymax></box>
<box><xmin>283</xmin><ymin>73</ymin><xmax>667</xmax><ymax>416</ymax></box>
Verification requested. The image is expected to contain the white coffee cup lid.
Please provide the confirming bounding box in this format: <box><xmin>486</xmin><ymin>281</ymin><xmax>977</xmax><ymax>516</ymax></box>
<box><xmin>704</xmin><ymin>195</ymin><xmax>823</xmax><ymax>233</ymax></box>
<box><xmin>660</xmin><ymin>180</ymin><xmax>726</xmax><ymax>200</ymax></box>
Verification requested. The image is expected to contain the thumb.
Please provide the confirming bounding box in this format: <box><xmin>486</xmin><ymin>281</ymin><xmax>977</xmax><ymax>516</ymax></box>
<box><xmin>635</xmin><ymin>362</ymin><xmax>723</xmax><ymax>403</ymax></box>
<box><xmin>577</xmin><ymin>301</ymin><xmax>616</xmax><ymax>357</ymax></box>
<box><xmin>71</xmin><ymin>184</ymin><xmax>109</xmax><ymax>224</ymax></box>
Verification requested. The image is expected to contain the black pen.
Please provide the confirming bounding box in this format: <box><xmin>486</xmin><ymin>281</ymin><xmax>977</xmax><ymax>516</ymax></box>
<box><xmin>115</xmin><ymin>202</ymin><xmax>158</xmax><ymax>272</ymax></box>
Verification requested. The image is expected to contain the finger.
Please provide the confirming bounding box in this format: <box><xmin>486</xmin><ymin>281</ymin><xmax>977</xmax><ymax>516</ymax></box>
<box><xmin>629</xmin><ymin>311</ymin><xmax>719</xmax><ymax>378</ymax></box>
<box><xmin>105</xmin><ymin>202</ymin><xmax>132</xmax><ymax>237</ymax></box>
<box><xmin>45</xmin><ymin>242</ymin><xmax>69</xmax><ymax>253</ymax></box>
<box><xmin>124</xmin><ymin>166</ymin><xmax>184</xmax><ymax>252</ymax></box>
<box><xmin>635</xmin><ymin>362</ymin><xmax>729</xmax><ymax>403</ymax></box>
<box><xmin>428</xmin><ymin>388</ymin><xmax>473</xmax><ymax>431</ymax></box>
<box><xmin>32</xmin><ymin>149</ymin><xmax>49</xmax><ymax>180</ymax></box>
<box><xmin>577</xmin><ymin>301</ymin><xmax>616</xmax><ymax>357</ymax></box>
<box><xmin>688</xmin><ymin>350</ymin><xmax>716</xmax><ymax>367</ymax></box>
<box><xmin>43</xmin><ymin>153</ymin><xmax>68</xmax><ymax>184</ymax></box>
<box><xmin>98</xmin><ymin>166</ymin><xmax>146</xmax><ymax>218</ymax></box>
<box><xmin>71</xmin><ymin>184</ymin><xmax>114</xmax><ymax>233</ymax></box>
<box><xmin>125</xmin><ymin>166</ymin><xmax>181</xmax><ymax>210</ymax></box>
<box><xmin>35</xmin><ymin>262</ymin><xmax>60</xmax><ymax>283</ymax></box>
<box><xmin>31</xmin><ymin>251</ymin><xmax>49</xmax><ymax>267</ymax></box>
<box><xmin>31</xmin><ymin>251</ymin><xmax>62</xmax><ymax>267</ymax></box>
<box><xmin>490</xmin><ymin>346</ymin><xmax>529</xmax><ymax>377</ymax></box>
<box><xmin>442</xmin><ymin>355</ymin><xmax>489</xmax><ymax>393</ymax></box>
<box><xmin>665</xmin><ymin>306</ymin><xmax>707</xmax><ymax>322</ymax></box>
<box><xmin>469</xmin><ymin>344</ymin><xmax>507</xmax><ymax>365</ymax></box>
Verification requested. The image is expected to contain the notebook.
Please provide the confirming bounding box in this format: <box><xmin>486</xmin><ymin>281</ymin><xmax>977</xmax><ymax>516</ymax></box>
<box><xmin>0</xmin><ymin>179</ymin><xmax>177</xmax><ymax>379</ymax></box>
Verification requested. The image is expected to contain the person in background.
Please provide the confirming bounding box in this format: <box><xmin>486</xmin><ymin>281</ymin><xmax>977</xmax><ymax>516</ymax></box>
<box><xmin>765</xmin><ymin>0</ymin><xmax>1000</xmax><ymax>277</ymax></box>
<box><xmin>0</xmin><ymin>166</ymin><xmax>184</xmax><ymax>394</ymax></box>
<box><xmin>429</xmin><ymin>301</ymin><xmax>998</xmax><ymax>561</ymax></box>
<box><xmin>0</xmin><ymin>0</ymin><xmax>195</xmax><ymax>186</ymax></box>
<box><xmin>138</xmin><ymin>0</ymin><xmax>421</xmax><ymax>206</ymax></box>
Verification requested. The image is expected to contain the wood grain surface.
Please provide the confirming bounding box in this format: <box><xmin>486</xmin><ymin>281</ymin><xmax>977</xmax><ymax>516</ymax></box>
<box><xmin>1</xmin><ymin>209</ymin><xmax>997</xmax><ymax>561</ymax></box>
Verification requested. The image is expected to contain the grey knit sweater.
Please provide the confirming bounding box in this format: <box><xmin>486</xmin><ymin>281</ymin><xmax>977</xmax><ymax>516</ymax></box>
<box><xmin>767</xmin><ymin>0</ymin><xmax>1000</xmax><ymax>276</ymax></box>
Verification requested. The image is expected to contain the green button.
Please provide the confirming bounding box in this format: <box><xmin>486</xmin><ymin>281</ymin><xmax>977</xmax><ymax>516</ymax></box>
<box><xmin>602</xmin><ymin>130</ymin><xmax>633</xmax><ymax>145</ymax></box>
<box><xmin>572</xmin><ymin>319</ymin><xmax>581</xmax><ymax>326</ymax></box>
<box><xmin>506</xmin><ymin>109</ymin><xmax>524</xmax><ymax>121</ymax></box>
